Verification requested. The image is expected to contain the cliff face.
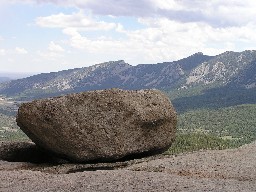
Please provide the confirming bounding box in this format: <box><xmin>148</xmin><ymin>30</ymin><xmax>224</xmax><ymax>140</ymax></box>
<box><xmin>185</xmin><ymin>50</ymin><xmax>256</xmax><ymax>88</ymax></box>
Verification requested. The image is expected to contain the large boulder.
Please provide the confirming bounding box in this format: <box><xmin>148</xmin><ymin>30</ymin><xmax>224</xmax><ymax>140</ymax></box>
<box><xmin>16</xmin><ymin>89</ymin><xmax>176</xmax><ymax>162</ymax></box>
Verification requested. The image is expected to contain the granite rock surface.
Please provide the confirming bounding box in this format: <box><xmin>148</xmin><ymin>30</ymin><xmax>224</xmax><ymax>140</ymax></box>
<box><xmin>16</xmin><ymin>89</ymin><xmax>176</xmax><ymax>162</ymax></box>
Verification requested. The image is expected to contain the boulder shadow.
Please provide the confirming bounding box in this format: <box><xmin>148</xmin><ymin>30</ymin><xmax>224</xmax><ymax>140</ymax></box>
<box><xmin>0</xmin><ymin>141</ymin><xmax>67</xmax><ymax>164</ymax></box>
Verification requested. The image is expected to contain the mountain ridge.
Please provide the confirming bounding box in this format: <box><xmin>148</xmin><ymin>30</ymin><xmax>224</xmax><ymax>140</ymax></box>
<box><xmin>0</xmin><ymin>50</ymin><xmax>255</xmax><ymax>100</ymax></box>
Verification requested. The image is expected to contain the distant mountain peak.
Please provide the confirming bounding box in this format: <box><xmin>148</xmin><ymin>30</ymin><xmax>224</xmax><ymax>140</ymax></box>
<box><xmin>99</xmin><ymin>60</ymin><xmax>126</xmax><ymax>66</ymax></box>
<box><xmin>92</xmin><ymin>60</ymin><xmax>130</xmax><ymax>69</ymax></box>
<box><xmin>185</xmin><ymin>50</ymin><xmax>256</xmax><ymax>87</ymax></box>
<box><xmin>193</xmin><ymin>52</ymin><xmax>204</xmax><ymax>55</ymax></box>
<box><xmin>174</xmin><ymin>52</ymin><xmax>213</xmax><ymax>72</ymax></box>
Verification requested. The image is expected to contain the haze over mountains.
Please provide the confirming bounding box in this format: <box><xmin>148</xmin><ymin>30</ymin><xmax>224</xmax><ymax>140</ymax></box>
<box><xmin>0</xmin><ymin>50</ymin><xmax>255</xmax><ymax>103</ymax></box>
<box><xmin>0</xmin><ymin>77</ymin><xmax>11</xmax><ymax>83</ymax></box>
<box><xmin>0</xmin><ymin>72</ymin><xmax>35</xmax><ymax>83</ymax></box>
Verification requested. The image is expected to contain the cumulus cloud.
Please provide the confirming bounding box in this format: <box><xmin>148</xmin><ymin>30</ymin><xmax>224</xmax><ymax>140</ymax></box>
<box><xmin>157</xmin><ymin>0</ymin><xmax>256</xmax><ymax>27</ymax></box>
<box><xmin>28</xmin><ymin>0</ymin><xmax>256</xmax><ymax>28</ymax></box>
<box><xmin>37</xmin><ymin>41</ymin><xmax>65</xmax><ymax>61</ymax></box>
<box><xmin>7</xmin><ymin>0</ymin><xmax>256</xmax><ymax>67</ymax></box>
<box><xmin>61</xmin><ymin>19</ymin><xmax>203</xmax><ymax>63</ymax></box>
<box><xmin>0</xmin><ymin>49</ymin><xmax>6</xmax><ymax>56</ymax></box>
<box><xmin>36</xmin><ymin>11</ymin><xmax>117</xmax><ymax>31</ymax></box>
<box><xmin>15</xmin><ymin>47</ymin><xmax>28</xmax><ymax>54</ymax></box>
<box><xmin>6</xmin><ymin>0</ymin><xmax>256</xmax><ymax>28</ymax></box>
<box><xmin>48</xmin><ymin>41</ymin><xmax>65</xmax><ymax>52</ymax></box>
<box><xmin>79</xmin><ymin>0</ymin><xmax>155</xmax><ymax>17</ymax></box>
<box><xmin>30</xmin><ymin>0</ymin><xmax>155</xmax><ymax>17</ymax></box>
<box><xmin>61</xmin><ymin>17</ymin><xmax>256</xmax><ymax>64</ymax></box>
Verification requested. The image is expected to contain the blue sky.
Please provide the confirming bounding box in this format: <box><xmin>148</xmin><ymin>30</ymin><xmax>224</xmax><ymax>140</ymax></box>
<box><xmin>1</xmin><ymin>0</ymin><xmax>256</xmax><ymax>73</ymax></box>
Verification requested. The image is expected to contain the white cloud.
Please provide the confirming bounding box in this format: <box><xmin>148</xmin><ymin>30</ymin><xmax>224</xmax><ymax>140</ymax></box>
<box><xmin>36</xmin><ymin>11</ymin><xmax>117</xmax><ymax>31</ymax></box>
<box><xmin>48</xmin><ymin>41</ymin><xmax>65</xmax><ymax>52</ymax></box>
<box><xmin>4</xmin><ymin>0</ymin><xmax>256</xmax><ymax>72</ymax></box>
<box><xmin>13</xmin><ymin>0</ymin><xmax>256</xmax><ymax>66</ymax></box>
<box><xmin>61</xmin><ymin>17</ymin><xmax>256</xmax><ymax>65</ymax></box>
<box><xmin>156</xmin><ymin>0</ymin><xmax>256</xmax><ymax>27</ymax></box>
<box><xmin>15</xmin><ymin>47</ymin><xmax>28</xmax><ymax>54</ymax></box>
<box><xmin>37</xmin><ymin>50</ymin><xmax>64</xmax><ymax>61</ymax></box>
<box><xmin>151</xmin><ymin>0</ymin><xmax>182</xmax><ymax>10</ymax></box>
<box><xmin>0</xmin><ymin>49</ymin><xmax>6</xmax><ymax>56</ymax></box>
<box><xmin>38</xmin><ymin>41</ymin><xmax>66</xmax><ymax>61</ymax></box>
<box><xmin>32</xmin><ymin>0</ymin><xmax>155</xmax><ymax>17</ymax></box>
<box><xmin>62</xmin><ymin>20</ymin><xmax>196</xmax><ymax>63</ymax></box>
<box><xmin>30</xmin><ymin>0</ymin><xmax>256</xmax><ymax>27</ymax></box>
<box><xmin>7</xmin><ymin>0</ymin><xmax>256</xmax><ymax>28</ymax></box>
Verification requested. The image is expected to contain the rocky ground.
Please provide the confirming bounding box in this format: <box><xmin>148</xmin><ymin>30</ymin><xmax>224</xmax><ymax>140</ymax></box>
<box><xmin>0</xmin><ymin>141</ymin><xmax>256</xmax><ymax>191</ymax></box>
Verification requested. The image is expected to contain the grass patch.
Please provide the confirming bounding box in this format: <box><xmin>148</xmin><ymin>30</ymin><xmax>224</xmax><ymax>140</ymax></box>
<box><xmin>165</xmin><ymin>132</ymin><xmax>238</xmax><ymax>155</ymax></box>
<box><xmin>0</xmin><ymin>128</ymin><xmax>29</xmax><ymax>142</ymax></box>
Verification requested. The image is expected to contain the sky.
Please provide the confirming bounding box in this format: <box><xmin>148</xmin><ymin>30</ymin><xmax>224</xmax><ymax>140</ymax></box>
<box><xmin>1</xmin><ymin>0</ymin><xmax>256</xmax><ymax>73</ymax></box>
